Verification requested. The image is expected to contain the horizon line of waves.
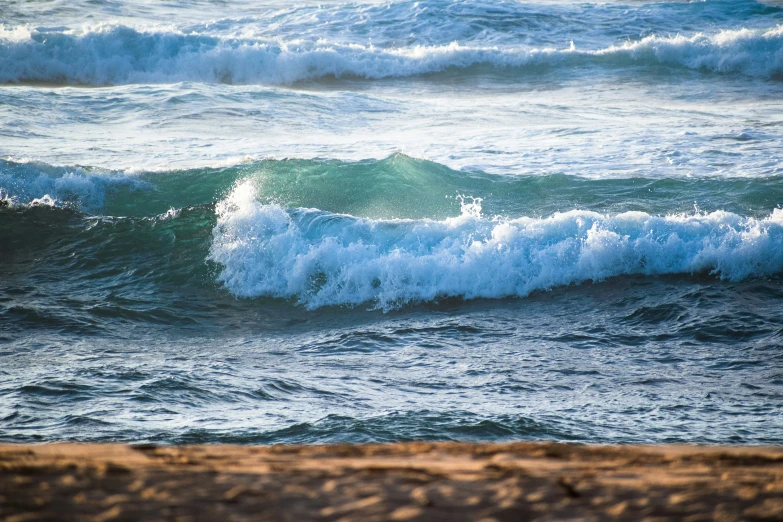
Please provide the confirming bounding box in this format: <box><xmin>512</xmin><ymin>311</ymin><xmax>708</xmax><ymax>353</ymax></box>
<box><xmin>209</xmin><ymin>181</ymin><xmax>783</xmax><ymax>311</ymax></box>
<box><xmin>2</xmin><ymin>24</ymin><xmax>783</xmax><ymax>85</ymax></box>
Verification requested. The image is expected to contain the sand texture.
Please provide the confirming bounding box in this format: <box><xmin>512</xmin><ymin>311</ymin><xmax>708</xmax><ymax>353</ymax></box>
<box><xmin>1</xmin><ymin>442</ymin><xmax>782</xmax><ymax>521</ymax></box>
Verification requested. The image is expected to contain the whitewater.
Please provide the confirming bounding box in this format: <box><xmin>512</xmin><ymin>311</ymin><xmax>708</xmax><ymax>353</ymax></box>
<box><xmin>2</xmin><ymin>0</ymin><xmax>783</xmax><ymax>445</ymax></box>
<box><xmin>3</xmin><ymin>24</ymin><xmax>783</xmax><ymax>85</ymax></box>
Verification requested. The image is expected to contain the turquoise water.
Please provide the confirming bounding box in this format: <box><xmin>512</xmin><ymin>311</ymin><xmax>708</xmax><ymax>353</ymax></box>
<box><xmin>2</xmin><ymin>0</ymin><xmax>783</xmax><ymax>444</ymax></box>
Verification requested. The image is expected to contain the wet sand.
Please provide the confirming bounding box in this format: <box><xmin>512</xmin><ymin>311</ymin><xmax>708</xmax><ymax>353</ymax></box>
<box><xmin>1</xmin><ymin>442</ymin><xmax>782</xmax><ymax>521</ymax></box>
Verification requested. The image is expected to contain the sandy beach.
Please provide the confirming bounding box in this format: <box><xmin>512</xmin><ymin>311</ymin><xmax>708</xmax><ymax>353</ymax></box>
<box><xmin>1</xmin><ymin>442</ymin><xmax>782</xmax><ymax>521</ymax></box>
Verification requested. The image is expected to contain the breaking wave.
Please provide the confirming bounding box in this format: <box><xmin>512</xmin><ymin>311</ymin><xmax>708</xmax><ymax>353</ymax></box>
<box><xmin>5</xmin><ymin>157</ymin><xmax>783</xmax><ymax>311</ymax></box>
<box><xmin>0</xmin><ymin>160</ymin><xmax>149</xmax><ymax>212</ymax></box>
<box><xmin>209</xmin><ymin>181</ymin><xmax>783</xmax><ymax>310</ymax></box>
<box><xmin>2</xmin><ymin>23</ymin><xmax>783</xmax><ymax>85</ymax></box>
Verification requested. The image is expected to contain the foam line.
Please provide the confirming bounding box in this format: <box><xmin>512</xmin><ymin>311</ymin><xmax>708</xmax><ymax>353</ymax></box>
<box><xmin>209</xmin><ymin>181</ymin><xmax>783</xmax><ymax>310</ymax></box>
<box><xmin>2</xmin><ymin>24</ymin><xmax>782</xmax><ymax>85</ymax></box>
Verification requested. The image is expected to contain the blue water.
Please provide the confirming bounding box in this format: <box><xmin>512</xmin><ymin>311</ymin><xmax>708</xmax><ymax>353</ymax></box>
<box><xmin>2</xmin><ymin>0</ymin><xmax>783</xmax><ymax>444</ymax></box>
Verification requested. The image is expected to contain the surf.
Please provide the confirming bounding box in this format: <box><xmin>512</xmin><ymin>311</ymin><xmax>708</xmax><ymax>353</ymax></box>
<box><xmin>209</xmin><ymin>180</ymin><xmax>783</xmax><ymax>310</ymax></box>
<box><xmin>2</xmin><ymin>22</ymin><xmax>783</xmax><ymax>86</ymax></box>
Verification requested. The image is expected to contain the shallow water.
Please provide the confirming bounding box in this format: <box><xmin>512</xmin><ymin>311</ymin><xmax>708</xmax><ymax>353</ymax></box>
<box><xmin>2</xmin><ymin>0</ymin><xmax>783</xmax><ymax>444</ymax></box>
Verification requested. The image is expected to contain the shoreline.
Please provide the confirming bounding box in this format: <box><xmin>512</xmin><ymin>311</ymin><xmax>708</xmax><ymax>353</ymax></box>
<box><xmin>1</xmin><ymin>442</ymin><xmax>781</xmax><ymax>521</ymax></box>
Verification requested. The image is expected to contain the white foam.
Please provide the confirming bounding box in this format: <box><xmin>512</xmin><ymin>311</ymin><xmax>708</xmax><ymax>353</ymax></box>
<box><xmin>0</xmin><ymin>164</ymin><xmax>149</xmax><ymax>211</ymax></box>
<box><xmin>604</xmin><ymin>25</ymin><xmax>783</xmax><ymax>77</ymax></box>
<box><xmin>29</xmin><ymin>194</ymin><xmax>58</xmax><ymax>207</ymax></box>
<box><xmin>1</xmin><ymin>24</ymin><xmax>782</xmax><ymax>85</ymax></box>
<box><xmin>209</xmin><ymin>181</ymin><xmax>783</xmax><ymax>310</ymax></box>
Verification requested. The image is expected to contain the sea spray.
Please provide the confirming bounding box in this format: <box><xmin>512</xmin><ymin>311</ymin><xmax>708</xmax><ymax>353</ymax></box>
<box><xmin>209</xmin><ymin>181</ymin><xmax>783</xmax><ymax>310</ymax></box>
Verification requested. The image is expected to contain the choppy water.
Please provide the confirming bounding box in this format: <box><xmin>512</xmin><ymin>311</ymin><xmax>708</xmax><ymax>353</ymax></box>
<box><xmin>2</xmin><ymin>0</ymin><xmax>783</xmax><ymax>444</ymax></box>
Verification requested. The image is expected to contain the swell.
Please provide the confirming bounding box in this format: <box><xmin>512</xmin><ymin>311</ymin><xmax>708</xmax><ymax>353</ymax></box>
<box><xmin>2</xmin><ymin>23</ymin><xmax>783</xmax><ymax>86</ymax></box>
<box><xmin>0</xmin><ymin>204</ymin><xmax>218</xmax><ymax>334</ymax></box>
<box><xmin>5</xmin><ymin>155</ymin><xmax>783</xmax><ymax>219</ymax></box>
<box><xmin>9</xmin><ymin>0</ymin><xmax>782</xmax><ymax>42</ymax></box>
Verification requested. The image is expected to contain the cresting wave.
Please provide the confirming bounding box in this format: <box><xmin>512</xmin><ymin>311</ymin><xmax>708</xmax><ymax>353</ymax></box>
<box><xmin>209</xmin><ymin>181</ymin><xmax>783</xmax><ymax>310</ymax></box>
<box><xmin>2</xmin><ymin>23</ymin><xmax>783</xmax><ymax>85</ymax></box>
<box><xmin>6</xmin><ymin>157</ymin><xmax>783</xmax><ymax>311</ymax></box>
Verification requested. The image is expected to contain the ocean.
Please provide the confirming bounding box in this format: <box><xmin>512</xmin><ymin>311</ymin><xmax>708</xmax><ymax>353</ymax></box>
<box><xmin>1</xmin><ymin>0</ymin><xmax>782</xmax><ymax>445</ymax></box>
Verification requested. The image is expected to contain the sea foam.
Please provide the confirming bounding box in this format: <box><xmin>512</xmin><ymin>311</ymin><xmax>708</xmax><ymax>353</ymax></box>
<box><xmin>1</xmin><ymin>24</ymin><xmax>782</xmax><ymax>85</ymax></box>
<box><xmin>209</xmin><ymin>181</ymin><xmax>783</xmax><ymax>310</ymax></box>
<box><xmin>0</xmin><ymin>160</ymin><xmax>148</xmax><ymax>211</ymax></box>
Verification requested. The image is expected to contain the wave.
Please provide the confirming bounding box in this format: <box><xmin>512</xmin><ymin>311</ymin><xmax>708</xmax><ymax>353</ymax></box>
<box><xmin>209</xmin><ymin>181</ymin><xmax>783</xmax><ymax>310</ymax></box>
<box><xmin>4</xmin><ymin>163</ymin><xmax>783</xmax><ymax>314</ymax></box>
<box><xmin>2</xmin><ymin>23</ymin><xmax>783</xmax><ymax>85</ymax></box>
<box><xmin>5</xmin><ymin>155</ymin><xmax>783</xmax><ymax>219</ymax></box>
<box><xmin>0</xmin><ymin>160</ymin><xmax>150</xmax><ymax>212</ymax></box>
<box><xmin>0</xmin><ymin>202</ymin><xmax>218</xmax><ymax>319</ymax></box>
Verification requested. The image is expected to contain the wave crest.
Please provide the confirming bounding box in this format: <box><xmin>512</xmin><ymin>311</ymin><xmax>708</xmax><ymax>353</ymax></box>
<box><xmin>209</xmin><ymin>181</ymin><xmax>783</xmax><ymax>310</ymax></box>
<box><xmin>0</xmin><ymin>160</ymin><xmax>149</xmax><ymax>211</ymax></box>
<box><xmin>2</xmin><ymin>24</ymin><xmax>782</xmax><ymax>85</ymax></box>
